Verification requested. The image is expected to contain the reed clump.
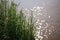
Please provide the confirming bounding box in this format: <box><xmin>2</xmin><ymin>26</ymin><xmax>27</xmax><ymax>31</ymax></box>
<box><xmin>0</xmin><ymin>0</ymin><xmax>35</xmax><ymax>40</ymax></box>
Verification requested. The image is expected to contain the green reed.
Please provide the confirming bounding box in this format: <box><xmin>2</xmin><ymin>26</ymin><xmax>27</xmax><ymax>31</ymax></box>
<box><xmin>0</xmin><ymin>0</ymin><xmax>35</xmax><ymax>40</ymax></box>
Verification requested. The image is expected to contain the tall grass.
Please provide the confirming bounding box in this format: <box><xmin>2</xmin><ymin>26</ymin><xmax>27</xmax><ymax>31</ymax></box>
<box><xmin>0</xmin><ymin>0</ymin><xmax>35</xmax><ymax>40</ymax></box>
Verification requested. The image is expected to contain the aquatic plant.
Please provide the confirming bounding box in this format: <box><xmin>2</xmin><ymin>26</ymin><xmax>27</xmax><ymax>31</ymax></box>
<box><xmin>0</xmin><ymin>0</ymin><xmax>35</xmax><ymax>40</ymax></box>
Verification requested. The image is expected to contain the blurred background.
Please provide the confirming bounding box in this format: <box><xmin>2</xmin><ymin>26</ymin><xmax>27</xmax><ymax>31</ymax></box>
<box><xmin>12</xmin><ymin>0</ymin><xmax>60</xmax><ymax>40</ymax></box>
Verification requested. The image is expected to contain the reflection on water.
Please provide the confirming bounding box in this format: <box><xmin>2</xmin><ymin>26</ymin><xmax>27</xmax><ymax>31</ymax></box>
<box><xmin>23</xmin><ymin>6</ymin><xmax>55</xmax><ymax>40</ymax></box>
<box><xmin>31</xmin><ymin>6</ymin><xmax>55</xmax><ymax>40</ymax></box>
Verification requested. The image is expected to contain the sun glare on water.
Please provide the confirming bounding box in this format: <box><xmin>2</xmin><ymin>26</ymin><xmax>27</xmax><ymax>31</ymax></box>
<box><xmin>24</xmin><ymin>6</ymin><xmax>55</xmax><ymax>40</ymax></box>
